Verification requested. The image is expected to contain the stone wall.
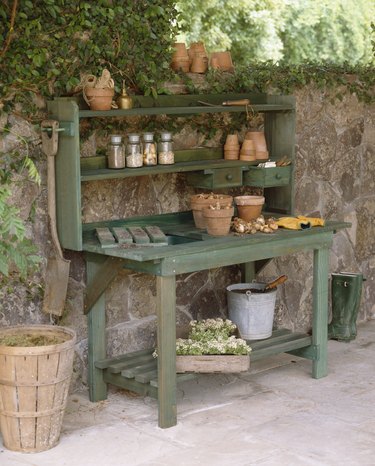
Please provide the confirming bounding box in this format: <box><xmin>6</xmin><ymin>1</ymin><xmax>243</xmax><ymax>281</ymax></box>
<box><xmin>1</xmin><ymin>84</ymin><xmax>374</xmax><ymax>390</ymax></box>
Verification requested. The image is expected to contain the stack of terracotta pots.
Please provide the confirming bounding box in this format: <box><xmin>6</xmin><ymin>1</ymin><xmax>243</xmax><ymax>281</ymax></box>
<box><xmin>239</xmin><ymin>139</ymin><xmax>256</xmax><ymax>161</ymax></box>
<box><xmin>171</xmin><ymin>43</ymin><xmax>190</xmax><ymax>72</ymax></box>
<box><xmin>190</xmin><ymin>193</ymin><xmax>233</xmax><ymax>229</ymax></box>
<box><xmin>244</xmin><ymin>131</ymin><xmax>269</xmax><ymax>160</ymax></box>
<box><xmin>188</xmin><ymin>42</ymin><xmax>208</xmax><ymax>73</ymax></box>
<box><xmin>224</xmin><ymin>134</ymin><xmax>240</xmax><ymax>160</ymax></box>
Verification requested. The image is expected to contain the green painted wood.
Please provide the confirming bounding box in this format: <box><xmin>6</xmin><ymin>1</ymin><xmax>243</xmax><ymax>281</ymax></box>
<box><xmin>250</xmin><ymin>335</ymin><xmax>312</xmax><ymax>361</ymax></box>
<box><xmin>249</xmin><ymin>330</ymin><xmax>310</xmax><ymax>350</ymax></box>
<box><xmin>186</xmin><ymin>166</ymin><xmax>243</xmax><ymax>189</ymax></box>
<box><xmin>95</xmin><ymin>227</ymin><xmax>117</xmax><ymax>248</ymax></box>
<box><xmin>287</xmin><ymin>344</ymin><xmax>319</xmax><ymax>361</ymax></box>
<box><xmin>84</xmin><ymin>256</ymin><xmax>123</xmax><ymax>315</ymax></box>
<box><xmin>157</xmin><ymin>275</ymin><xmax>177</xmax><ymax>428</ymax></box>
<box><xmin>94</xmin><ymin>348</ymin><xmax>154</xmax><ymax>369</ymax></box>
<box><xmin>127</xmin><ymin>226</ymin><xmax>151</xmax><ymax>244</ymax></box>
<box><xmin>135</xmin><ymin>369</ymin><xmax>158</xmax><ymax>384</ymax></box>
<box><xmin>80</xmin><ymin>159</ymin><xmax>252</xmax><ymax>181</ymax></box>
<box><xmin>312</xmin><ymin>247</ymin><xmax>329</xmax><ymax>378</ymax></box>
<box><xmin>144</xmin><ymin>226</ymin><xmax>168</xmax><ymax>243</ymax></box>
<box><xmin>264</xmin><ymin>95</ymin><xmax>296</xmax><ymax>216</ymax></box>
<box><xmin>111</xmin><ymin>227</ymin><xmax>133</xmax><ymax>244</ymax></box>
<box><xmin>122</xmin><ymin>362</ymin><xmax>157</xmax><ymax>379</ymax></box>
<box><xmin>47</xmin><ymin>99</ymin><xmax>82</xmax><ymax>250</ymax></box>
<box><xmin>107</xmin><ymin>353</ymin><xmax>155</xmax><ymax>374</ymax></box>
<box><xmin>103</xmin><ymin>371</ymin><xmax>158</xmax><ymax>398</ymax></box>
<box><xmin>86</xmin><ymin>253</ymin><xmax>108</xmax><ymax>401</ymax></box>
<box><xmin>241</xmin><ymin>262</ymin><xmax>256</xmax><ymax>283</ymax></box>
<box><xmin>243</xmin><ymin>166</ymin><xmax>291</xmax><ymax>188</ymax></box>
<box><xmin>80</xmin><ymin>148</ymin><xmax>226</xmax><ymax>173</ymax></box>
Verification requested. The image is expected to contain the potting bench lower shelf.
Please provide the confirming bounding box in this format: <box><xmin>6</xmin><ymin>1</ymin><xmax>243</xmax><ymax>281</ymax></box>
<box><xmin>83</xmin><ymin>212</ymin><xmax>349</xmax><ymax>428</ymax></box>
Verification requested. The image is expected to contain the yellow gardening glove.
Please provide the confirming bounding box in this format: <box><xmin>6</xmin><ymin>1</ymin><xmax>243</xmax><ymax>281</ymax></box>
<box><xmin>275</xmin><ymin>217</ymin><xmax>311</xmax><ymax>230</ymax></box>
<box><xmin>297</xmin><ymin>216</ymin><xmax>325</xmax><ymax>227</ymax></box>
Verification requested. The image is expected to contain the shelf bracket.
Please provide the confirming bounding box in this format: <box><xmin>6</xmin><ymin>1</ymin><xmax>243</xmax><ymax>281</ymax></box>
<box><xmin>84</xmin><ymin>256</ymin><xmax>124</xmax><ymax>315</ymax></box>
<box><xmin>287</xmin><ymin>344</ymin><xmax>320</xmax><ymax>361</ymax></box>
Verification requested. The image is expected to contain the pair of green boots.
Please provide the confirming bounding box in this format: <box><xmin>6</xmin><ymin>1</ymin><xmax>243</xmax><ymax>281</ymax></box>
<box><xmin>328</xmin><ymin>273</ymin><xmax>365</xmax><ymax>342</ymax></box>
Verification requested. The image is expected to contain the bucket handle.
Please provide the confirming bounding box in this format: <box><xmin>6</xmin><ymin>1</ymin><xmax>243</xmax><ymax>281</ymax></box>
<box><xmin>246</xmin><ymin>290</ymin><xmax>252</xmax><ymax>300</ymax></box>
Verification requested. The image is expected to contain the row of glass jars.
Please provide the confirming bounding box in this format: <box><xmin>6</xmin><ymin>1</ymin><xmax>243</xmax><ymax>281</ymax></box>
<box><xmin>107</xmin><ymin>132</ymin><xmax>174</xmax><ymax>169</ymax></box>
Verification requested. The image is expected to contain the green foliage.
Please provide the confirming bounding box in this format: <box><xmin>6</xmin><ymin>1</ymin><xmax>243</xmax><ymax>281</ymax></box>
<box><xmin>0</xmin><ymin>0</ymin><xmax>179</xmax><ymax>111</ymax></box>
<box><xmin>176</xmin><ymin>0</ymin><xmax>375</xmax><ymax>67</ymax></box>
<box><xmin>0</xmin><ymin>128</ymin><xmax>41</xmax><ymax>282</ymax></box>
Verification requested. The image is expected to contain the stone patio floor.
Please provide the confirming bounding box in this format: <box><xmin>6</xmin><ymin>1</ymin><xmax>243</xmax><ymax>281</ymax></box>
<box><xmin>1</xmin><ymin>320</ymin><xmax>375</xmax><ymax>465</ymax></box>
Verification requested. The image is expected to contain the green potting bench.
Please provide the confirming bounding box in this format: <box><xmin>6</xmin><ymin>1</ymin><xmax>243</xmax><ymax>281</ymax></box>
<box><xmin>47</xmin><ymin>94</ymin><xmax>349</xmax><ymax>428</ymax></box>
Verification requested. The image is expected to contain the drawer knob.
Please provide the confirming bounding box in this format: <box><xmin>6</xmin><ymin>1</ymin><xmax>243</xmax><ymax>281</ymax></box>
<box><xmin>275</xmin><ymin>173</ymin><xmax>282</xmax><ymax>180</ymax></box>
<box><xmin>226</xmin><ymin>174</ymin><xmax>233</xmax><ymax>181</ymax></box>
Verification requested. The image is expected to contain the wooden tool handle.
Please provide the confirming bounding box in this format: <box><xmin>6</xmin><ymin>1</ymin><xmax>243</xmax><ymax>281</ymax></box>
<box><xmin>222</xmin><ymin>99</ymin><xmax>250</xmax><ymax>106</ymax></box>
<box><xmin>265</xmin><ymin>275</ymin><xmax>288</xmax><ymax>290</ymax></box>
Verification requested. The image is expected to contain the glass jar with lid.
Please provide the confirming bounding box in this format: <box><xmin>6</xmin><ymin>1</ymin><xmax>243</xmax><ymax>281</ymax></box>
<box><xmin>126</xmin><ymin>133</ymin><xmax>143</xmax><ymax>168</ymax></box>
<box><xmin>142</xmin><ymin>132</ymin><xmax>157</xmax><ymax>166</ymax></box>
<box><xmin>158</xmin><ymin>132</ymin><xmax>174</xmax><ymax>165</ymax></box>
<box><xmin>107</xmin><ymin>134</ymin><xmax>125</xmax><ymax>169</ymax></box>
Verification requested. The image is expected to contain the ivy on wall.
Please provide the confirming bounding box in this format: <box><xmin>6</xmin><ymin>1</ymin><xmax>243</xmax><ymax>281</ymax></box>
<box><xmin>0</xmin><ymin>0</ymin><xmax>178</xmax><ymax>113</ymax></box>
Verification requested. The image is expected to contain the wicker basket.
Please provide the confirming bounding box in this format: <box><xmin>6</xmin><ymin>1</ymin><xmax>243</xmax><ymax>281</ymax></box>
<box><xmin>0</xmin><ymin>325</ymin><xmax>76</xmax><ymax>453</ymax></box>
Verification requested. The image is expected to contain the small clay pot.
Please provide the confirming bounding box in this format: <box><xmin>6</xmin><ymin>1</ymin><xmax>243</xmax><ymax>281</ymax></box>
<box><xmin>255</xmin><ymin>150</ymin><xmax>269</xmax><ymax>160</ymax></box>
<box><xmin>239</xmin><ymin>154</ymin><xmax>256</xmax><ymax>162</ymax></box>
<box><xmin>211</xmin><ymin>51</ymin><xmax>234</xmax><ymax>71</ymax></box>
<box><xmin>172</xmin><ymin>42</ymin><xmax>188</xmax><ymax>58</ymax></box>
<box><xmin>239</xmin><ymin>149</ymin><xmax>256</xmax><ymax>156</ymax></box>
<box><xmin>225</xmin><ymin>134</ymin><xmax>239</xmax><ymax>145</ymax></box>
<box><xmin>234</xmin><ymin>195</ymin><xmax>265</xmax><ymax>222</ymax></box>
<box><xmin>211</xmin><ymin>57</ymin><xmax>220</xmax><ymax>69</ymax></box>
<box><xmin>203</xmin><ymin>206</ymin><xmax>234</xmax><ymax>236</ymax></box>
<box><xmin>83</xmin><ymin>87</ymin><xmax>114</xmax><ymax>111</ymax></box>
<box><xmin>241</xmin><ymin>139</ymin><xmax>255</xmax><ymax>150</ymax></box>
<box><xmin>171</xmin><ymin>58</ymin><xmax>190</xmax><ymax>73</ymax></box>
<box><xmin>245</xmin><ymin>131</ymin><xmax>267</xmax><ymax>151</ymax></box>
<box><xmin>190</xmin><ymin>56</ymin><xmax>208</xmax><ymax>73</ymax></box>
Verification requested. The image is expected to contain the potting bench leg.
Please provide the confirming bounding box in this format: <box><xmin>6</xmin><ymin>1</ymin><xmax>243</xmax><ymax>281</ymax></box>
<box><xmin>86</xmin><ymin>255</ymin><xmax>107</xmax><ymax>401</ymax></box>
<box><xmin>241</xmin><ymin>262</ymin><xmax>256</xmax><ymax>283</ymax></box>
<box><xmin>312</xmin><ymin>247</ymin><xmax>329</xmax><ymax>379</ymax></box>
<box><xmin>157</xmin><ymin>275</ymin><xmax>177</xmax><ymax>428</ymax></box>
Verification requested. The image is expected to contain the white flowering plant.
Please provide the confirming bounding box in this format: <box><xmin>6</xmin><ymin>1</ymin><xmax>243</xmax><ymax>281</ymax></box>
<box><xmin>154</xmin><ymin>318</ymin><xmax>251</xmax><ymax>357</ymax></box>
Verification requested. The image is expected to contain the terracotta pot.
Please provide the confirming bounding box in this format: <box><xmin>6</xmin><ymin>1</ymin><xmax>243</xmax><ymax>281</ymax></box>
<box><xmin>203</xmin><ymin>206</ymin><xmax>234</xmax><ymax>236</ymax></box>
<box><xmin>83</xmin><ymin>87</ymin><xmax>114</xmax><ymax>111</ymax></box>
<box><xmin>172</xmin><ymin>42</ymin><xmax>188</xmax><ymax>58</ymax></box>
<box><xmin>239</xmin><ymin>154</ymin><xmax>256</xmax><ymax>162</ymax></box>
<box><xmin>225</xmin><ymin>134</ymin><xmax>239</xmax><ymax>145</ymax></box>
<box><xmin>239</xmin><ymin>148</ymin><xmax>256</xmax><ymax>156</ymax></box>
<box><xmin>190</xmin><ymin>56</ymin><xmax>208</xmax><ymax>73</ymax></box>
<box><xmin>211</xmin><ymin>51</ymin><xmax>234</xmax><ymax>71</ymax></box>
<box><xmin>255</xmin><ymin>150</ymin><xmax>269</xmax><ymax>160</ymax></box>
<box><xmin>224</xmin><ymin>144</ymin><xmax>240</xmax><ymax>150</ymax></box>
<box><xmin>211</xmin><ymin>57</ymin><xmax>220</xmax><ymax>69</ymax></box>
<box><xmin>234</xmin><ymin>195</ymin><xmax>265</xmax><ymax>221</ymax></box>
<box><xmin>171</xmin><ymin>58</ymin><xmax>190</xmax><ymax>73</ymax></box>
<box><xmin>245</xmin><ymin>131</ymin><xmax>267</xmax><ymax>151</ymax></box>
<box><xmin>190</xmin><ymin>194</ymin><xmax>233</xmax><ymax>229</ymax></box>
<box><xmin>241</xmin><ymin>139</ymin><xmax>255</xmax><ymax>150</ymax></box>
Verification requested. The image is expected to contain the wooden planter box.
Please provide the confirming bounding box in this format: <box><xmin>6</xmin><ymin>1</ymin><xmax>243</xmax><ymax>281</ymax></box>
<box><xmin>176</xmin><ymin>354</ymin><xmax>250</xmax><ymax>373</ymax></box>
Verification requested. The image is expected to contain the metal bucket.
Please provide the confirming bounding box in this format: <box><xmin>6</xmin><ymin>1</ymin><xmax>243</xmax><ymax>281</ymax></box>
<box><xmin>227</xmin><ymin>283</ymin><xmax>277</xmax><ymax>340</ymax></box>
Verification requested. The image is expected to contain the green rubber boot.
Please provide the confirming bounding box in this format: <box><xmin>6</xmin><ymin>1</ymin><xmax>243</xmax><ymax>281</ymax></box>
<box><xmin>328</xmin><ymin>273</ymin><xmax>364</xmax><ymax>342</ymax></box>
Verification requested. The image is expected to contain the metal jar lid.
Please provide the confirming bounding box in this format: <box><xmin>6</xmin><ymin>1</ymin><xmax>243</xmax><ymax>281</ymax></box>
<box><xmin>128</xmin><ymin>133</ymin><xmax>140</xmax><ymax>143</ymax></box>
<box><xmin>160</xmin><ymin>131</ymin><xmax>172</xmax><ymax>141</ymax></box>
<box><xmin>143</xmin><ymin>132</ymin><xmax>154</xmax><ymax>142</ymax></box>
<box><xmin>110</xmin><ymin>135</ymin><xmax>122</xmax><ymax>144</ymax></box>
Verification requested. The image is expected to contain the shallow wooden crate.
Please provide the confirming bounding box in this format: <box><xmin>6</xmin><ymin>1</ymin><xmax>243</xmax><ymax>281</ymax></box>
<box><xmin>176</xmin><ymin>354</ymin><xmax>250</xmax><ymax>373</ymax></box>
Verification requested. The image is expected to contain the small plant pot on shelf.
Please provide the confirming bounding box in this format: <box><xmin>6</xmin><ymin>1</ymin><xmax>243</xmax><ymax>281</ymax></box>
<box><xmin>203</xmin><ymin>205</ymin><xmax>234</xmax><ymax>236</ymax></box>
<box><xmin>0</xmin><ymin>325</ymin><xmax>76</xmax><ymax>453</ymax></box>
<box><xmin>190</xmin><ymin>194</ymin><xmax>233</xmax><ymax>229</ymax></box>
<box><xmin>83</xmin><ymin>87</ymin><xmax>114</xmax><ymax>111</ymax></box>
<box><xmin>234</xmin><ymin>195</ymin><xmax>265</xmax><ymax>221</ymax></box>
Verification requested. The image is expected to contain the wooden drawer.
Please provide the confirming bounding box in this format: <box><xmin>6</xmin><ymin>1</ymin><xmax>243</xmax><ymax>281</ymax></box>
<box><xmin>186</xmin><ymin>167</ymin><xmax>243</xmax><ymax>189</ymax></box>
<box><xmin>243</xmin><ymin>166</ymin><xmax>291</xmax><ymax>187</ymax></box>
